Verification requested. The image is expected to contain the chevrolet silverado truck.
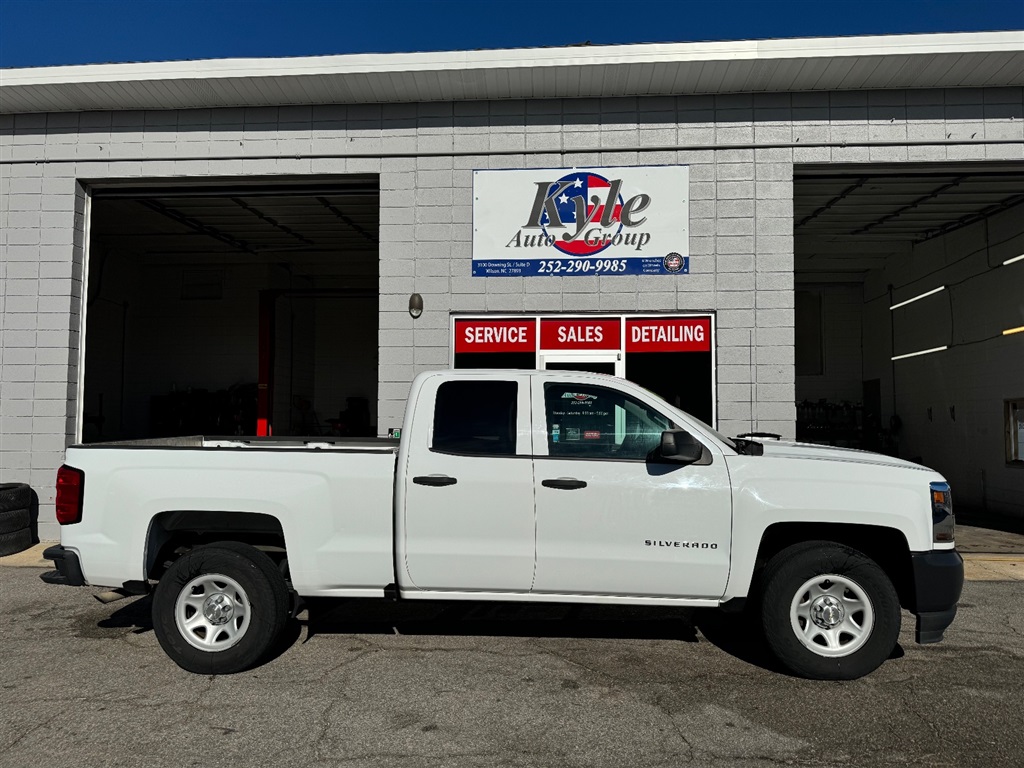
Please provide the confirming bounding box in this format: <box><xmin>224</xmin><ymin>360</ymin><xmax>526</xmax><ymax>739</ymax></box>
<box><xmin>42</xmin><ymin>370</ymin><xmax>963</xmax><ymax>680</ymax></box>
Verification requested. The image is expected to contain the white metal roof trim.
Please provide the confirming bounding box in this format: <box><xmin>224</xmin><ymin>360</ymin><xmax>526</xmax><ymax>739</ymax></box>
<box><xmin>1</xmin><ymin>32</ymin><xmax>1022</xmax><ymax>114</ymax></box>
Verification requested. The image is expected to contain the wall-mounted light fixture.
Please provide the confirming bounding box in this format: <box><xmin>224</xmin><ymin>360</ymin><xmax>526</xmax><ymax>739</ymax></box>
<box><xmin>891</xmin><ymin>345</ymin><xmax>948</xmax><ymax>361</ymax></box>
<box><xmin>408</xmin><ymin>293</ymin><xmax>423</xmax><ymax>319</ymax></box>
<box><xmin>889</xmin><ymin>286</ymin><xmax>946</xmax><ymax>311</ymax></box>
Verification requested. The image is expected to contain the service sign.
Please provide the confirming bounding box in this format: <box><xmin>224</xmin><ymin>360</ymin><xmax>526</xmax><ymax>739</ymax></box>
<box><xmin>454</xmin><ymin>318</ymin><xmax>536</xmax><ymax>353</ymax></box>
<box><xmin>472</xmin><ymin>166</ymin><xmax>689</xmax><ymax>277</ymax></box>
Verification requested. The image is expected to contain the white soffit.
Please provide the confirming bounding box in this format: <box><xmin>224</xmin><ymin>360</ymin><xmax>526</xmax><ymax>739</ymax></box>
<box><xmin>1</xmin><ymin>31</ymin><xmax>1023</xmax><ymax>114</ymax></box>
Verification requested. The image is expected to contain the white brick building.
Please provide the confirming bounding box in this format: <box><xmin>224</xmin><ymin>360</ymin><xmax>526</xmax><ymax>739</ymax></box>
<box><xmin>2</xmin><ymin>31</ymin><xmax>1023</xmax><ymax>539</ymax></box>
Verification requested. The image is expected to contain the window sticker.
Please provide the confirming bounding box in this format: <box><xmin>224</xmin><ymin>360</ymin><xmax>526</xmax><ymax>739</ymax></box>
<box><xmin>552</xmin><ymin>423</ymin><xmax>560</xmax><ymax>443</ymax></box>
<box><xmin>566</xmin><ymin>427</ymin><xmax>581</xmax><ymax>441</ymax></box>
<box><xmin>562</xmin><ymin>392</ymin><xmax>598</xmax><ymax>402</ymax></box>
<box><xmin>584</xmin><ymin>430</ymin><xmax>601</xmax><ymax>440</ymax></box>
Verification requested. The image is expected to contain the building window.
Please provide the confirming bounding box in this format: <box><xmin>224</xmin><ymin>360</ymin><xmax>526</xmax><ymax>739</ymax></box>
<box><xmin>432</xmin><ymin>380</ymin><xmax>518</xmax><ymax>456</ymax></box>
<box><xmin>1007</xmin><ymin>399</ymin><xmax>1024</xmax><ymax>465</ymax></box>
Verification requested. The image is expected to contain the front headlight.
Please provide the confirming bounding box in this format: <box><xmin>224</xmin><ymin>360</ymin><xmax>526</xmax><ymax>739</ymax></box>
<box><xmin>930</xmin><ymin>481</ymin><xmax>954</xmax><ymax>544</ymax></box>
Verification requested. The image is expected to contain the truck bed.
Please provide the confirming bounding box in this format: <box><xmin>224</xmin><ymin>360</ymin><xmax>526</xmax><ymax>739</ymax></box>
<box><xmin>61</xmin><ymin>437</ymin><xmax>400</xmax><ymax>595</ymax></box>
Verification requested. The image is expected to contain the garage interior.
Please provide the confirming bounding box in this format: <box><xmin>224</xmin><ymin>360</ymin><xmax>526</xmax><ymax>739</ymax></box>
<box><xmin>794</xmin><ymin>163</ymin><xmax>1024</xmax><ymax>513</ymax></box>
<box><xmin>82</xmin><ymin>178</ymin><xmax>380</xmax><ymax>442</ymax></box>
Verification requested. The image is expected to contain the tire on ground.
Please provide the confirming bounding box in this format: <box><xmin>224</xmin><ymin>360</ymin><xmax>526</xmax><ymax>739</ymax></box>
<box><xmin>759</xmin><ymin>540</ymin><xmax>901</xmax><ymax>680</ymax></box>
<box><xmin>0</xmin><ymin>527</ymin><xmax>33</xmax><ymax>557</ymax></box>
<box><xmin>0</xmin><ymin>483</ymin><xmax>31</xmax><ymax>514</ymax></box>
<box><xmin>0</xmin><ymin>508</ymin><xmax>30</xmax><ymax>536</ymax></box>
<box><xmin>152</xmin><ymin>541</ymin><xmax>291</xmax><ymax>674</ymax></box>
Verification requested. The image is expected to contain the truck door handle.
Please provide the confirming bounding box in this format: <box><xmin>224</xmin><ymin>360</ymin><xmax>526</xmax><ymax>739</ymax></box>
<box><xmin>542</xmin><ymin>477</ymin><xmax>587</xmax><ymax>490</ymax></box>
<box><xmin>413</xmin><ymin>474</ymin><xmax>458</xmax><ymax>487</ymax></box>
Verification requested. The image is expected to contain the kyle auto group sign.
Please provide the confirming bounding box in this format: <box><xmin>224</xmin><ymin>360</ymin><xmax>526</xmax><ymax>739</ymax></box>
<box><xmin>472</xmin><ymin>166</ymin><xmax>689</xmax><ymax>277</ymax></box>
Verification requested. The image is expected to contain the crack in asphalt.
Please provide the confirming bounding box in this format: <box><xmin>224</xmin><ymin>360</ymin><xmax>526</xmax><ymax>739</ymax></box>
<box><xmin>311</xmin><ymin>698</ymin><xmax>340</xmax><ymax>764</ymax></box>
<box><xmin>1</xmin><ymin>711</ymin><xmax>60</xmax><ymax>754</ymax></box>
<box><xmin>649</xmin><ymin>690</ymin><xmax>696</xmax><ymax>764</ymax></box>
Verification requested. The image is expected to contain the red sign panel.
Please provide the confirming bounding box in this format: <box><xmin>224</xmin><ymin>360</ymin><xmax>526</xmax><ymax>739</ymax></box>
<box><xmin>539</xmin><ymin>318</ymin><xmax>620</xmax><ymax>350</ymax></box>
<box><xmin>455</xmin><ymin>319</ymin><xmax>536</xmax><ymax>353</ymax></box>
<box><xmin>626</xmin><ymin>318</ymin><xmax>711</xmax><ymax>352</ymax></box>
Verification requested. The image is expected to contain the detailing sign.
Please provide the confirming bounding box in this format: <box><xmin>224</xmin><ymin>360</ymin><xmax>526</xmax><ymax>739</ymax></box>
<box><xmin>472</xmin><ymin>166</ymin><xmax>689</xmax><ymax>277</ymax></box>
<box><xmin>625</xmin><ymin>318</ymin><xmax>711</xmax><ymax>352</ymax></box>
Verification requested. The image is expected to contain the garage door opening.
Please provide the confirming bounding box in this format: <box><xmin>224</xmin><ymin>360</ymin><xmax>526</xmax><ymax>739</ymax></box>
<box><xmin>795</xmin><ymin>163</ymin><xmax>1024</xmax><ymax>514</ymax></box>
<box><xmin>82</xmin><ymin>178</ymin><xmax>380</xmax><ymax>442</ymax></box>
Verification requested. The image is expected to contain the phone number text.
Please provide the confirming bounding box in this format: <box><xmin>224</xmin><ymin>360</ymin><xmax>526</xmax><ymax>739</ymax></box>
<box><xmin>537</xmin><ymin>259</ymin><xmax>628</xmax><ymax>274</ymax></box>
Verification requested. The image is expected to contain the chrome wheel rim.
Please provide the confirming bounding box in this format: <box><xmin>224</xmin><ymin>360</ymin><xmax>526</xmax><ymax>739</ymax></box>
<box><xmin>790</xmin><ymin>574</ymin><xmax>874</xmax><ymax>658</ymax></box>
<box><xmin>174</xmin><ymin>573</ymin><xmax>251</xmax><ymax>652</ymax></box>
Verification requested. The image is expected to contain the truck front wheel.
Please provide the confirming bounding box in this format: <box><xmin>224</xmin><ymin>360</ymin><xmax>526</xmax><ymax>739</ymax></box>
<box><xmin>152</xmin><ymin>542</ymin><xmax>290</xmax><ymax>674</ymax></box>
<box><xmin>759</xmin><ymin>541</ymin><xmax>901</xmax><ymax>680</ymax></box>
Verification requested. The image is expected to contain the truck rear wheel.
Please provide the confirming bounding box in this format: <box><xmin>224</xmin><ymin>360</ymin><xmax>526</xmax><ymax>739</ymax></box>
<box><xmin>759</xmin><ymin>541</ymin><xmax>900</xmax><ymax>680</ymax></box>
<box><xmin>152</xmin><ymin>542</ymin><xmax>290</xmax><ymax>674</ymax></box>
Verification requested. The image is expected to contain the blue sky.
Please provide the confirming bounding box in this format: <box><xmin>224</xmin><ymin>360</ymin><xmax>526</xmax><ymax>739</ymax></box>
<box><xmin>1</xmin><ymin>0</ymin><xmax>1022</xmax><ymax>69</ymax></box>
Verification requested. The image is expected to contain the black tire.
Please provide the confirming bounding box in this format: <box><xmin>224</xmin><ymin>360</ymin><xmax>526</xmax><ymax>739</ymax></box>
<box><xmin>0</xmin><ymin>483</ymin><xmax>31</xmax><ymax>514</ymax></box>
<box><xmin>0</xmin><ymin>527</ymin><xmax>33</xmax><ymax>557</ymax></box>
<box><xmin>759</xmin><ymin>541</ymin><xmax>901</xmax><ymax>680</ymax></box>
<box><xmin>0</xmin><ymin>508</ymin><xmax>30</xmax><ymax>536</ymax></box>
<box><xmin>152</xmin><ymin>542</ymin><xmax>291</xmax><ymax>674</ymax></box>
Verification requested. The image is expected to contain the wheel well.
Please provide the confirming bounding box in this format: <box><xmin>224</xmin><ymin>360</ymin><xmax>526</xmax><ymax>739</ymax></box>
<box><xmin>753</xmin><ymin>523</ymin><xmax>914</xmax><ymax>608</ymax></box>
<box><xmin>145</xmin><ymin>510</ymin><xmax>287</xmax><ymax>580</ymax></box>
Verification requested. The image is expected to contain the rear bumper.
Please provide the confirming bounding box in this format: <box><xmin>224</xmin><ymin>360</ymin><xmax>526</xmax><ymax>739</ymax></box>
<box><xmin>40</xmin><ymin>545</ymin><xmax>86</xmax><ymax>587</ymax></box>
<box><xmin>911</xmin><ymin>549</ymin><xmax>964</xmax><ymax>644</ymax></box>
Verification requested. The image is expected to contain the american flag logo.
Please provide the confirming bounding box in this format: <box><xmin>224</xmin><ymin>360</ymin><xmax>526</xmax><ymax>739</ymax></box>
<box><xmin>540</xmin><ymin>172</ymin><xmax>624</xmax><ymax>257</ymax></box>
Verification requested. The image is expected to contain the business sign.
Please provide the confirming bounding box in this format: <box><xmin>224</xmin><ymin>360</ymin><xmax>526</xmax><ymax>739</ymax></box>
<box><xmin>472</xmin><ymin>166</ymin><xmax>689</xmax><ymax>277</ymax></box>
<box><xmin>453</xmin><ymin>318</ymin><xmax>536</xmax><ymax>353</ymax></box>
<box><xmin>539</xmin><ymin>318</ymin><xmax>620</xmax><ymax>350</ymax></box>
<box><xmin>625</xmin><ymin>318</ymin><xmax>711</xmax><ymax>352</ymax></box>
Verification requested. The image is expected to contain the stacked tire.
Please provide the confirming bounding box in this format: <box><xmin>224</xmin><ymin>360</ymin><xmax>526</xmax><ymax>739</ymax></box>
<box><xmin>0</xmin><ymin>483</ymin><xmax>34</xmax><ymax>557</ymax></box>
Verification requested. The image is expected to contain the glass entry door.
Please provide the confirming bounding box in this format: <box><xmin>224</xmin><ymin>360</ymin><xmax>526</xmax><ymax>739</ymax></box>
<box><xmin>539</xmin><ymin>352</ymin><xmax>623</xmax><ymax>377</ymax></box>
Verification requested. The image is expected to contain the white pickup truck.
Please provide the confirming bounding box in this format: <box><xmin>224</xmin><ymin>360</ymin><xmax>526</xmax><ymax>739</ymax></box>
<box><xmin>42</xmin><ymin>370</ymin><xmax>963</xmax><ymax>680</ymax></box>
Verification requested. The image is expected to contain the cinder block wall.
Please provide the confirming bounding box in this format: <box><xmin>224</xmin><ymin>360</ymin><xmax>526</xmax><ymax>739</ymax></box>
<box><xmin>2</xmin><ymin>87</ymin><xmax>1023</xmax><ymax>538</ymax></box>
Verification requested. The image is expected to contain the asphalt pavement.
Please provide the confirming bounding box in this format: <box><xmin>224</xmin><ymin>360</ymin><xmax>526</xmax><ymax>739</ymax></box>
<box><xmin>1</xmin><ymin>550</ymin><xmax>1023</xmax><ymax>768</ymax></box>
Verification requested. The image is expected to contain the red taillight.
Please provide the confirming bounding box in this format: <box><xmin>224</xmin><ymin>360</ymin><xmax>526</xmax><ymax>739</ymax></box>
<box><xmin>56</xmin><ymin>465</ymin><xmax>84</xmax><ymax>525</ymax></box>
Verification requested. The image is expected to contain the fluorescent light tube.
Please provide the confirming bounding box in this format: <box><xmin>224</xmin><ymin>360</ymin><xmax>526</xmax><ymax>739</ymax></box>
<box><xmin>1003</xmin><ymin>254</ymin><xmax>1024</xmax><ymax>266</ymax></box>
<box><xmin>1003</xmin><ymin>326</ymin><xmax>1024</xmax><ymax>336</ymax></box>
<box><xmin>891</xmin><ymin>346</ymin><xmax>948</xmax><ymax>361</ymax></box>
<box><xmin>890</xmin><ymin>286</ymin><xmax>946</xmax><ymax>311</ymax></box>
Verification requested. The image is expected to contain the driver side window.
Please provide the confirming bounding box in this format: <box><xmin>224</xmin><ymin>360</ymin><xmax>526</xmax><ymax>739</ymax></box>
<box><xmin>543</xmin><ymin>382</ymin><xmax>673</xmax><ymax>461</ymax></box>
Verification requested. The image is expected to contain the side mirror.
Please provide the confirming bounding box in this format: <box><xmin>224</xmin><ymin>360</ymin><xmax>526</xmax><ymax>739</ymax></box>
<box><xmin>660</xmin><ymin>429</ymin><xmax>704</xmax><ymax>464</ymax></box>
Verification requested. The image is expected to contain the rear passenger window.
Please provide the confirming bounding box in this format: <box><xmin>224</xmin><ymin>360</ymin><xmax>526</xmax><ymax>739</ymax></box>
<box><xmin>432</xmin><ymin>380</ymin><xmax>518</xmax><ymax>456</ymax></box>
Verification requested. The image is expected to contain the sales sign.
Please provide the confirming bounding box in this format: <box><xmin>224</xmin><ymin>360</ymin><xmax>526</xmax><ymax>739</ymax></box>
<box><xmin>472</xmin><ymin>166</ymin><xmax>689</xmax><ymax>277</ymax></box>
<box><xmin>539</xmin><ymin>318</ymin><xmax>620</xmax><ymax>350</ymax></box>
